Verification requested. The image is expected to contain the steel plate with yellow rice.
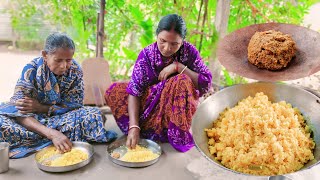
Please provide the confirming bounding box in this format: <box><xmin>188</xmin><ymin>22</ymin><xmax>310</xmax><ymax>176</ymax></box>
<box><xmin>36</xmin><ymin>147</ymin><xmax>88</xmax><ymax>166</ymax></box>
<box><xmin>205</xmin><ymin>92</ymin><xmax>315</xmax><ymax>176</ymax></box>
<box><xmin>35</xmin><ymin>141</ymin><xmax>94</xmax><ymax>172</ymax></box>
<box><xmin>107</xmin><ymin>137</ymin><xmax>162</xmax><ymax>167</ymax></box>
<box><xmin>111</xmin><ymin>145</ymin><xmax>160</xmax><ymax>162</ymax></box>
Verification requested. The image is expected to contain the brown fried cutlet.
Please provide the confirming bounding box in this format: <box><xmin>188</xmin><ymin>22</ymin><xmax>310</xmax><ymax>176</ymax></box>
<box><xmin>247</xmin><ymin>30</ymin><xmax>296</xmax><ymax>70</ymax></box>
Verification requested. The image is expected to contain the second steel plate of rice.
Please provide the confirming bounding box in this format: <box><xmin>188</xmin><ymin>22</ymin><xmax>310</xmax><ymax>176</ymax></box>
<box><xmin>111</xmin><ymin>145</ymin><xmax>160</xmax><ymax>162</ymax></box>
<box><xmin>107</xmin><ymin>137</ymin><xmax>162</xmax><ymax>167</ymax></box>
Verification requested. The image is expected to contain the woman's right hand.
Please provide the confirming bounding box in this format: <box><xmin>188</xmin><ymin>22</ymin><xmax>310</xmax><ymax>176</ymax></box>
<box><xmin>158</xmin><ymin>63</ymin><xmax>176</xmax><ymax>81</ymax></box>
<box><xmin>126</xmin><ymin>128</ymin><xmax>140</xmax><ymax>149</ymax></box>
<box><xmin>48</xmin><ymin>129</ymin><xmax>72</xmax><ymax>153</ymax></box>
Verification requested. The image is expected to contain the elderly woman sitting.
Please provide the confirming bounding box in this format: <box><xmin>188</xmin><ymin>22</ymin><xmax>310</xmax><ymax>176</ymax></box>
<box><xmin>0</xmin><ymin>33</ymin><xmax>117</xmax><ymax>158</ymax></box>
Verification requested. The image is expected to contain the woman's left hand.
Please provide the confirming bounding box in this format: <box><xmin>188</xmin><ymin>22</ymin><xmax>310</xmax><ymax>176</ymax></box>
<box><xmin>15</xmin><ymin>97</ymin><xmax>42</xmax><ymax>114</ymax></box>
<box><xmin>158</xmin><ymin>63</ymin><xmax>176</xmax><ymax>81</ymax></box>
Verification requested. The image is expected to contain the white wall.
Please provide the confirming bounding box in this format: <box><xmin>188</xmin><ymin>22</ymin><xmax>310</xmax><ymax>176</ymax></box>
<box><xmin>0</xmin><ymin>1</ymin><xmax>13</xmax><ymax>41</ymax></box>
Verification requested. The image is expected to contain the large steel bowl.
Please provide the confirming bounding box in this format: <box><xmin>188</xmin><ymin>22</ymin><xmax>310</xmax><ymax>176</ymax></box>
<box><xmin>192</xmin><ymin>82</ymin><xmax>320</xmax><ymax>177</ymax></box>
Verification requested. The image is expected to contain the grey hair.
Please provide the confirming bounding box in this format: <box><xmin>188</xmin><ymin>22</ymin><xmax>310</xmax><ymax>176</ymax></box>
<box><xmin>44</xmin><ymin>32</ymin><xmax>75</xmax><ymax>54</ymax></box>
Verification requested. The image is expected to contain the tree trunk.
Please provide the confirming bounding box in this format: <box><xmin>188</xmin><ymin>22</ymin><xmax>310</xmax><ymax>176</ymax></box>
<box><xmin>215</xmin><ymin>0</ymin><xmax>231</xmax><ymax>38</ymax></box>
<box><xmin>208</xmin><ymin>0</ymin><xmax>231</xmax><ymax>87</ymax></box>
<box><xmin>199</xmin><ymin>0</ymin><xmax>208</xmax><ymax>53</ymax></box>
<box><xmin>194</xmin><ymin>0</ymin><xmax>203</xmax><ymax>46</ymax></box>
<box><xmin>96</xmin><ymin>0</ymin><xmax>105</xmax><ymax>58</ymax></box>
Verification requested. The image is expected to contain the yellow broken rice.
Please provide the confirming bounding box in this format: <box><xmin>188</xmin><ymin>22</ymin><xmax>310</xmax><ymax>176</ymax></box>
<box><xmin>37</xmin><ymin>147</ymin><xmax>88</xmax><ymax>166</ymax></box>
<box><xmin>119</xmin><ymin>145</ymin><xmax>159</xmax><ymax>162</ymax></box>
<box><xmin>205</xmin><ymin>92</ymin><xmax>315</xmax><ymax>176</ymax></box>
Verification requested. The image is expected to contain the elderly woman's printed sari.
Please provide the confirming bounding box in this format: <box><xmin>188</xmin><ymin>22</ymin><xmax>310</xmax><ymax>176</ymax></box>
<box><xmin>0</xmin><ymin>57</ymin><xmax>117</xmax><ymax>158</ymax></box>
<box><xmin>105</xmin><ymin>41</ymin><xmax>212</xmax><ymax>152</ymax></box>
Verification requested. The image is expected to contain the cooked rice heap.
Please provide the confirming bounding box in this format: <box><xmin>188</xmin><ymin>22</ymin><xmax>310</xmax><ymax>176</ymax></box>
<box><xmin>37</xmin><ymin>147</ymin><xmax>88</xmax><ymax>166</ymax></box>
<box><xmin>205</xmin><ymin>92</ymin><xmax>315</xmax><ymax>175</ymax></box>
<box><xmin>120</xmin><ymin>145</ymin><xmax>159</xmax><ymax>162</ymax></box>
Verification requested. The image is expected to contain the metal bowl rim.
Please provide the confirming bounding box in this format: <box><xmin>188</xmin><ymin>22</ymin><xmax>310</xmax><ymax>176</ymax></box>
<box><xmin>192</xmin><ymin>82</ymin><xmax>320</xmax><ymax>177</ymax></box>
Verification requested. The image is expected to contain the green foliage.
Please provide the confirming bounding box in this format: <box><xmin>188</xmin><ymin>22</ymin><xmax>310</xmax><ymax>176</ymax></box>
<box><xmin>228</xmin><ymin>0</ymin><xmax>319</xmax><ymax>33</ymax></box>
<box><xmin>221</xmin><ymin>69</ymin><xmax>248</xmax><ymax>87</ymax></box>
<box><xmin>8</xmin><ymin>0</ymin><xmax>99</xmax><ymax>57</ymax></box>
<box><xmin>6</xmin><ymin>0</ymin><xmax>320</xmax><ymax>83</ymax></box>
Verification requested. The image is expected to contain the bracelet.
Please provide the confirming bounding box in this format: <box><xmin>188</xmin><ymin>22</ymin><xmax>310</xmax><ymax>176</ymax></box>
<box><xmin>129</xmin><ymin>125</ymin><xmax>141</xmax><ymax>131</ymax></box>
<box><xmin>174</xmin><ymin>61</ymin><xmax>179</xmax><ymax>72</ymax></box>
<box><xmin>180</xmin><ymin>65</ymin><xmax>187</xmax><ymax>74</ymax></box>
